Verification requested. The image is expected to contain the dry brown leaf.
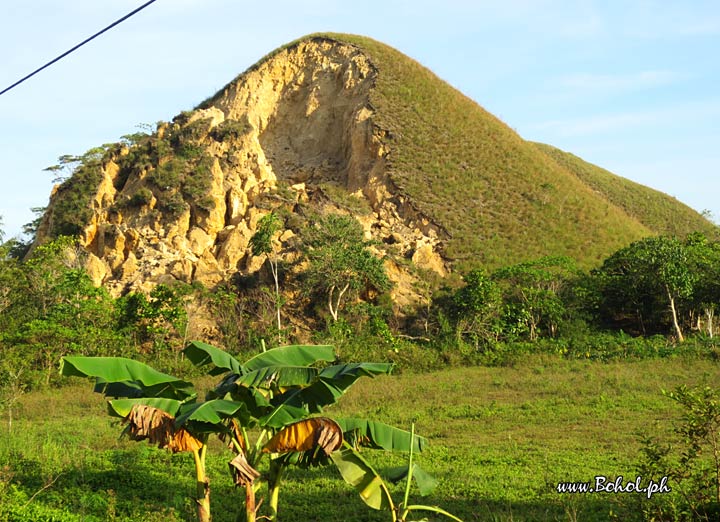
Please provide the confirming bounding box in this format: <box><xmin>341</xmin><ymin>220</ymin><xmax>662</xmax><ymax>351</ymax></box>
<box><xmin>219</xmin><ymin>418</ymin><xmax>246</xmax><ymax>452</ymax></box>
<box><xmin>123</xmin><ymin>404</ymin><xmax>203</xmax><ymax>453</ymax></box>
<box><xmin>229</xmin><ymin>450</ymin><xmax>261</xmax><ymax>486</ymax></box>
<box><xmin>263</xmin><ymin>417</ymin><xmax>343</xmax><ymax>456</ymax></box>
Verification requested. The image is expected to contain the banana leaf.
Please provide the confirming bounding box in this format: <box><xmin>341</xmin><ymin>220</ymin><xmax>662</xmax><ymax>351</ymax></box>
<box><xmin>175</xmin><ymin>399</ymin><xmax>249</xmax><ymax>432</ymax></box>
<box><xmin>183</xmin><ymin>341</ymin><xmax>242</xmax><ymax>375</ymax></box>
<box><xmin>108</xmin><ymin>397</ymin><xmax>185</xmax><ymax>418</ymax></box>
<box><xmin>266</xmin><ymin>362</ymin><xmax>395</xmax><ymax>422</ymax></box>
<box><xmin>336</xmin><ymin>418</ymin><xmax>427</xmax><ymax>453</ymax></box>
<box><xmin>243</xmin><ymin>345</ymin><xmax>335</xmax><ymax>371</ymax></box>
<box><xmin>386</xmin><ymin>464</ymin><xmax>439</xmax><ymax>496</ymax></box>
<box><xmin>61</xmin><ymin>356</ymin><xmax>194</xmax><ymax>400</ymax></box>
<box><xmin>331</xmin><ymin>443</ymin><xmax>394</xmax><ymax>511</ymax></box>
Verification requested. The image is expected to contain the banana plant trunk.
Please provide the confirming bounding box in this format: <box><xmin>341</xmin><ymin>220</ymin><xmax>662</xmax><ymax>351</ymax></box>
<box><xmin>193</xmin><ymin>447</ymin><xmax>211</xmax><ymax>522</ymax></box>
<box><xmin>245</xmin><ymin>483</ymin><xmax>257</xmax><ymax>522</ymax></box>
<box><xmin>268</xmin><ymin>461</ymin><xmax>285</xmax><ymax>521</ymax></box>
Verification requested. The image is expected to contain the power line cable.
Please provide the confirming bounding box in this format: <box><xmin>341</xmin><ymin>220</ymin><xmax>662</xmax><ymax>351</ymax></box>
<box><xmin>0</xmin><ymin>0</ymin><xmax>159</xmax><ymax>97</ymax></box>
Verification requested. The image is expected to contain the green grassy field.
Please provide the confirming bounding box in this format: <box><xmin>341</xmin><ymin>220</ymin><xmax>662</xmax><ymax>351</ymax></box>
<box><xmin>1</xmin><ymin>355</ymin><xmax>718</xmax><ymax>521</ymax></box>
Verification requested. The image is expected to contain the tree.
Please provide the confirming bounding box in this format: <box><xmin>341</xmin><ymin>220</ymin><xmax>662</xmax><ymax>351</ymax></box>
<box><xmin>250</xmin><ymin>212</ymin><xmax>283</xmax><ymax>340</ymax></box>
<box><xmin>594</xmin><ymin>236</ymin><xmax>694</xmax><ymax>341</ymax></box>
<box><xmin>302</xmin><ymin>214</ymin><xmax>391</xmax><ymax>322</ymax></box>
<box><xmin>1</xmin><ymin>236</ymin><xmax>127</xmax><ymax>385</ymax></box>
<box><xmin>450</xmin><ymin>269</ymin><xmax>502</xmax><ymax>347</ymax></box>
<box><xmin>492</xmin><ymin>256</ymin><xmax>577</xmax><ymax>340</ymax></box>
<box><xmin>684</xmin><ymin>232</ymin><xmax>720</xmax><ymax>337</ymax></box>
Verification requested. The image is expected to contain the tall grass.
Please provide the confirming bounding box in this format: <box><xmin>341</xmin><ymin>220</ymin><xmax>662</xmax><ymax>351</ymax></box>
<box><xmin>2</xmin><ymin>356</ymin><xmax>719</xmax><ymax>521</ymax></box>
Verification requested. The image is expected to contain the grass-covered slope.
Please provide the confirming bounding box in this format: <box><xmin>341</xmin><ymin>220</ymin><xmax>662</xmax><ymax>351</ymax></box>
<box><xmin>203</xmin><ymin>33</ymin><xmax>713</xmax><ymax>271</ymax></box>
<box><xmin>534</xmin><ymin>142</ymin><xmax>717</xmax><ymax>238</ymax></box>
<box><xmin>312</xmin><ymin>34</ymin><xmax>658</xmax><ymax>269</ymax></box>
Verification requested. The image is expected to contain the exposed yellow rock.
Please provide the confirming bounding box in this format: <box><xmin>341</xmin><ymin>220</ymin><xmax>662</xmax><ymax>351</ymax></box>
<box><xmin>36</xmin><ymin>37</ymin><xmax>447</xmax><ymax>316</ymax></box>
<box><xmin>412</xmin><ymin>244</ymin><xmax>446</xmax><ymax>277</ymax></box>
<box><xmin>188</xmin><ymin>227</ymin><xmax>213</xmax><ymax>256</ymax></box>
<box><xmin>84</xmin><ymin>253</ymin><xmax>108</xmax><ymax>287</ymax></box>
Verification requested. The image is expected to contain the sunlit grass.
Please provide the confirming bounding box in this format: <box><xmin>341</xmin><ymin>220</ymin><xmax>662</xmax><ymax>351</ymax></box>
<box><xmin>3</xmin><ymin>356</ymin><xmax>716</xmax><ymax>521</ymax></box>
<box><xmin>200</xmin><ymin>33</ymin><xmax>714</xmax><ymax>273</ymax></box>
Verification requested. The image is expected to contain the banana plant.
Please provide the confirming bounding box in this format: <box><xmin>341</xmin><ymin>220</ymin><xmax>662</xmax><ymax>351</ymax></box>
<box><xmin>60</xmin><ymin>355</ymin><xmax>245</xmax><ymax>522</ymax></box>
<box><xmin>184</xmin><ymin>341</ymin><xmax>398</xmax><ymax>521</ymax></box>
<box><xmin>183</xmin><ymin>341</ymin><xmax>442</xmax><ymax>522</ymax></box>
<box><xmin>62</xmin><ymin>342</ymin><xmax>460</xmax><ymax>522</ymax></box>
<box><xmin>331</xmin><ymin>423</ymin><xmax>464</xmax><ymax>522</ymax></box>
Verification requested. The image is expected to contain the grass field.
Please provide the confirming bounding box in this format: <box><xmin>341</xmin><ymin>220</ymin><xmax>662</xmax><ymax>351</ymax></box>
<box><xmin>1</xmin><ymin>354</ymin><xmax>718</xmax><ymax>521</ymax></box>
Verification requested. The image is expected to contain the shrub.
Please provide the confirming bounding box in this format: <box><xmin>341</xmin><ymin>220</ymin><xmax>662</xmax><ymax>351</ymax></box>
<box><xmin>128</xmin><ymin>188</ymin><xmax>154</xmax><ymax>207</ymax></box>
<box><xmin>637</xmin><ymin>384</ymin><xmax>720</xmax><ymax>520</ymax></box>
<box><xmin>211</xmin><ymin>117</ymin><xmax>251</xmax><ymax>142</ymax></box>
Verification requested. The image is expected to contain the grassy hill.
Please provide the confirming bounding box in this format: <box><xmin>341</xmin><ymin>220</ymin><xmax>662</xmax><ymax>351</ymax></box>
<box><xmin>40</xmin><ymin>34</ymin><xmax>714</xmax><ymax>276</ymax></box>
<box><xmin>202</xmin><ymin>33</ymin><xmax>713</xmax><ymax>271</ymax></box>
<box><xmin>534</xmin><ymin>142</ymin><xmax>717</xmax><ymax>238</ymax></box>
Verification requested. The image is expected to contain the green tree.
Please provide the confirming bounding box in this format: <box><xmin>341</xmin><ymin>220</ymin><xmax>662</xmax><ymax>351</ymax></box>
<box><xmin>595</xmin><ymin>236</ymin><xmax>694</xmax><ymax>341</ymax></box>
<box><xmin>302</xmin><ymin>214</ymin><xmax>391</xmax><ymax>322</ymax></box>
<box><xmin>684</xmin><ymin>232</ymin><xmax>720</xmax><ymax>337</ymax></box>
<box><xmin>450</xmin><ymin>269</ymin><xmax>502</xmax><ymax>347</ymax></box>
<box><xmin>1</xmin><ymin>236</ymin><xmax>127</xmax><ymax>385</ymax></box>
<box><xmin>249</xmin><ymin>212</ymin><xmax>283</xmax><ymax>340</ymax></box>
<box><xmin>117</xmin><ymin>283</ymin><xmax>192</xmax><ymax>354</ymax></box>
<box><xmin>492</xmin><ymin>256</ymin><xmax>576</xmax><ymax>340</ymax></box>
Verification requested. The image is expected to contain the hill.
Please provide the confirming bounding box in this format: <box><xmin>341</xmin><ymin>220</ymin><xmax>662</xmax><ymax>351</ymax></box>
<box><xmin>34</xmin><ymin>33</ymin><xmax>714</xmax><ymax>305</ymax></box>
<box><xmin>533</xmin><ymin>142</ymin><xmax>717</xmax><ymax>238</ymax></box>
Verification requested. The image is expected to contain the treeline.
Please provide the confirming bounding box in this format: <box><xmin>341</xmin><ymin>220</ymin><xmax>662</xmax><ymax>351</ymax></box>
<box><xmin>1</xmin><ymin>220</ymin><xmax>720</xmax><ymax>395</ymax></box>
<box><xmin>430</xmin><ymin>232</ymin><xmax>720</xmax><ymax>360</ymax></box>
<box><xmin>0</xmin><ymin>237</ymin><xmax>192</xmax><ymax>394</ymax></box>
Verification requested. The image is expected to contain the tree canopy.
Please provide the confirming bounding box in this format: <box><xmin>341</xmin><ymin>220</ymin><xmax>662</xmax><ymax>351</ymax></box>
<box><xmin>301</xmin><ymin>214</ymin><xmax>391</xmax><ymax>322</ymax></box>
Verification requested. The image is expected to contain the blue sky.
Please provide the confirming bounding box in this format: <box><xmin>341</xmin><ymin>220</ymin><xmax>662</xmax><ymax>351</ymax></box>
<box><xmin>1</xmin><ymin>0</ymin><xmax>719</xmax><ymax>239</ymax></box>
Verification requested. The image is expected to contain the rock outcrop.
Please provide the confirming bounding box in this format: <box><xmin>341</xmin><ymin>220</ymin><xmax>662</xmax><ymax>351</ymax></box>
<box><xmin>38</xmin><ymin>37</ymin><xmax>448</xmax><ymax>310</ymax></box>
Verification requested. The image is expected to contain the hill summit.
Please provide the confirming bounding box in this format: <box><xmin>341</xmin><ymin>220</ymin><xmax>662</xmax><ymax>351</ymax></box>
<box><xmin>35</xmin><ymin>33</ymin><xmax>714</xmax><ymax>307</ymax></box>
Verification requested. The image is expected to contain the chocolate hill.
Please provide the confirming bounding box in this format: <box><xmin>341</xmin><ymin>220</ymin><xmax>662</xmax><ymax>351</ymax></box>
<box><xmin>35</xmin><ymin>34</ymin><xmax>715</xmax><ymax>309</ymax></box>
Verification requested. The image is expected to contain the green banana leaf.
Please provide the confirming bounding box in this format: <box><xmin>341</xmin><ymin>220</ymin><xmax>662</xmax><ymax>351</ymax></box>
<box><xmin>107</xmin><ymin>397</ymin><xmax>185</xmax><ymax>418</ymax></box>
<box><xmin>336</xmin><ymin>418</ymin><xmax>427</xmax><ymax>453</ymax></box>
<box><xmin>266</xmin><ymin>362</ymin><xmax>395</xmax><ymax>422</ymax></box>
<box><xmin>175</xmin><ymin>399</ymin><xmax>248</xmax><ymax>432</ymax></box>
<box><xmin>232</xmin><ymin>365</ymin><xmax>320</xmax><ymax>390</ymax></box>
<box><xmin>243</xmin><ymin>344</ymin><xmax>335</xmax><ymax>371</ymax></box>
<box><xmin>61</xmin><ymin>356</ymin><xmax>194</xmax><ymax>400</ymax></box>
<box><xmin>183</xmin><ymin>341</ymin><xmax>242</xmax><ymax>375</ymax></box>
<box><xmin>330</xmin><ymin>443</ymin><xmax>394</xmax><ymax>511</ymax></box>
<box><xmin>386</xmin><ymin>464</ymin><xmax>439</xmax><ymax>496</ymax></box>
<box><xmin>257</xmin><ymin>403</ymin><xmax>310</xmax><ymax>430</ymax></box>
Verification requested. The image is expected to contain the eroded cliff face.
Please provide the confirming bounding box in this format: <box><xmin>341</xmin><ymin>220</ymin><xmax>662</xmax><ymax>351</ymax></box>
<box><xmin>41</xmin><ymin>37</ymin><xmax>447</xmax><ymax>309</ymax></box>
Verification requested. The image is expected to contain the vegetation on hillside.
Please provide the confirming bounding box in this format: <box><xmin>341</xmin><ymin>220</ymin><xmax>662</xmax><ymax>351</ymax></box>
<box><xmin>534</xmin><ymin>142</ymin><xmax>718</xmax><ymax>238</ymax></box>
<box><xmin>198</xmin><ymin>33</ymin><xmax>712</xmax><ymax>271</ymax></box>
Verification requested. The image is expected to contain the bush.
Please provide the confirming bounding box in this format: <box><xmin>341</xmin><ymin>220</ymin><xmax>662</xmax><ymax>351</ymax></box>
<box><xmin>128</xmin><ymin>188</ymin><xmax>154</xmax><ymax>207</ymax></box>
<box><xmin>211</xmin><ymin>117</ymin><xmax>251</xmax><ymax>142</ymax></box>
<box><xmin>637</xmin><ymin>385</ymin><xmax>720</xmax><ymax>520</ymax></box>
<box><xmin>46</xmin><ymin>165</ymin><xmax>103</xmax><ymax>238</ymax></box>
<box><xmin>148</xmin><ymin>160</ymin><xmax>184</xmax><ymax>191</ymax></box>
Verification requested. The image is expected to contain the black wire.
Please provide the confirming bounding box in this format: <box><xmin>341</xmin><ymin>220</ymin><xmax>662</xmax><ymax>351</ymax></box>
<box><xmin>0</xmin><ymin>0</ymin><xmax>159</xmax><ymax>97</ymax></box>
